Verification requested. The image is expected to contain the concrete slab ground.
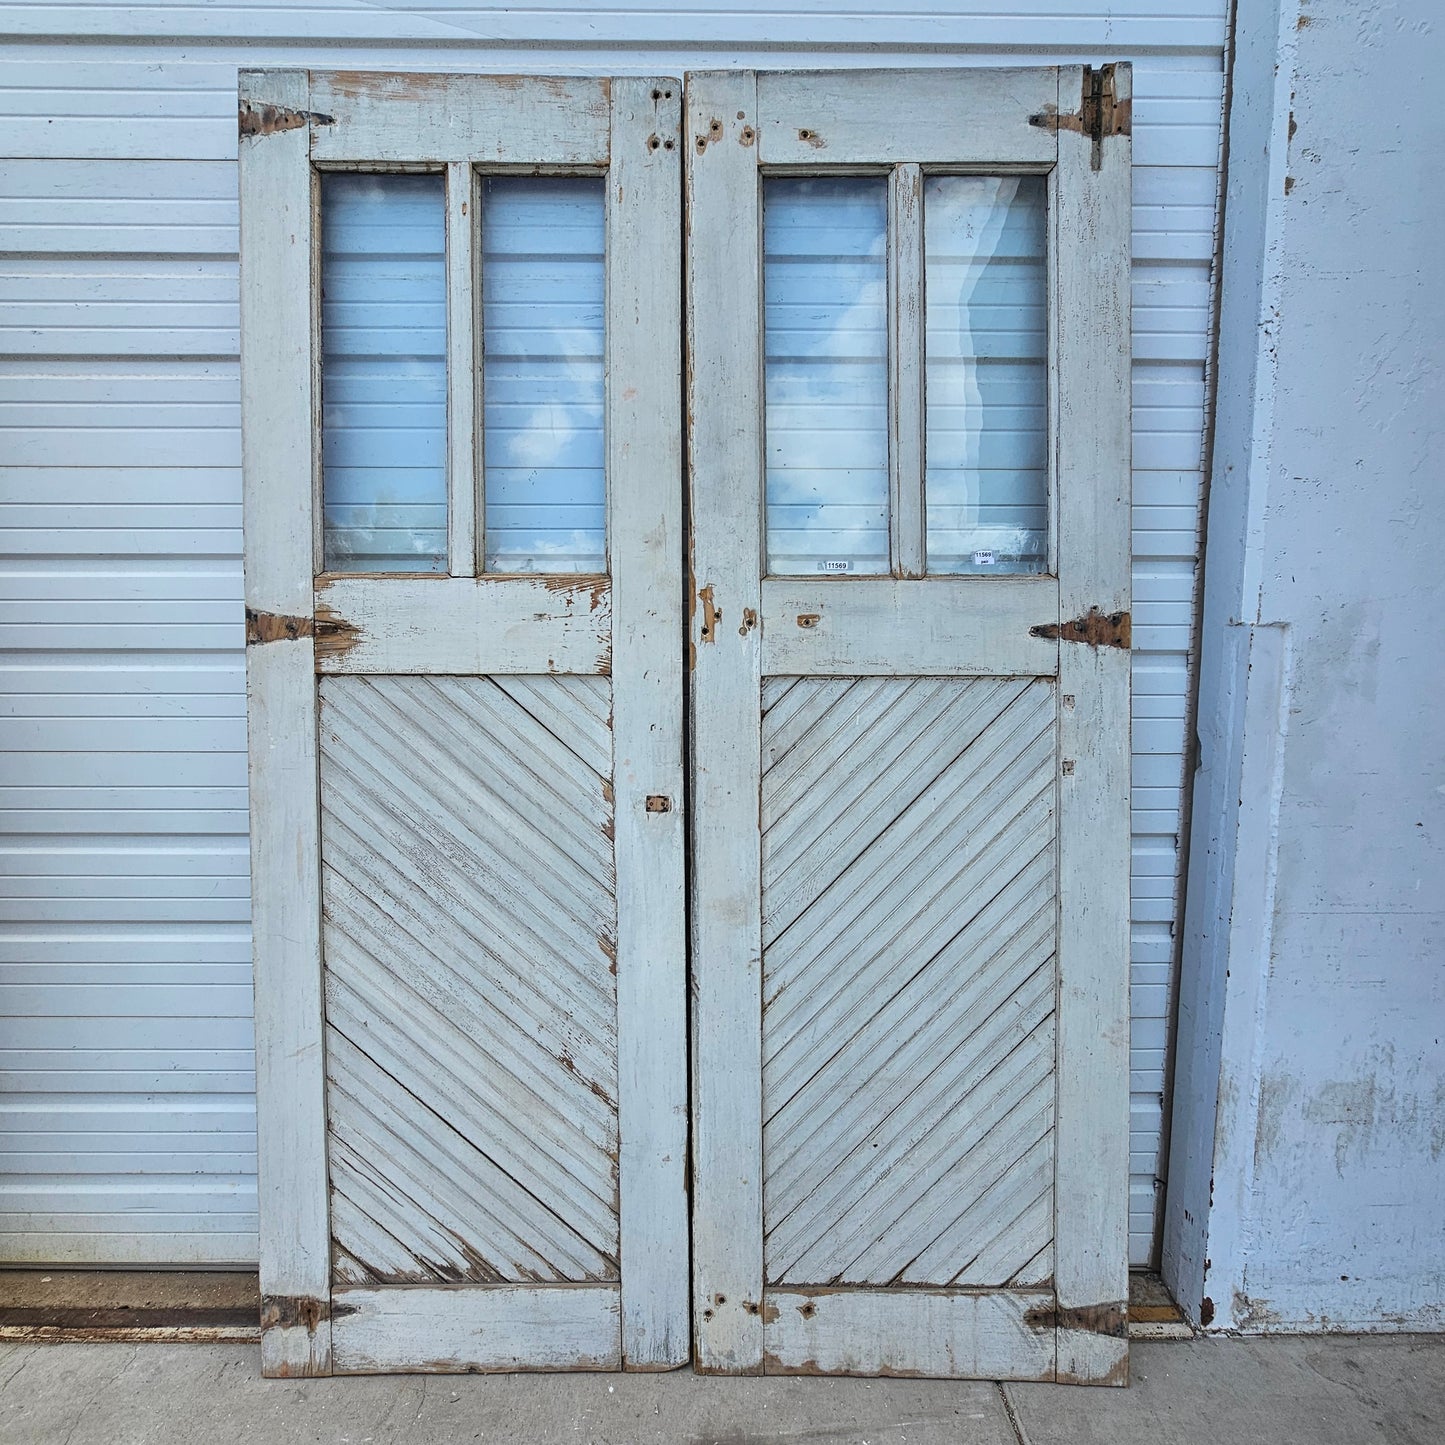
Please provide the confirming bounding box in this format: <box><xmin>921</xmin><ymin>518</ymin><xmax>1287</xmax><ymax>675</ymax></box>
<box><xmin>0</xmin><ymin>1335</ymin><xmax>1439</xmax><ymax>1445</ymax></box>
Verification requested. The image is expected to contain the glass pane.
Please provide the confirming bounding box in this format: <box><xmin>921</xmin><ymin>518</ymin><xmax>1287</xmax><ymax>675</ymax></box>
<box><xmin>321</xmin><ymin>173</ymin><xmax>447</xmax><ymax>573</ymax></box>
<box><xmin>925</xmin><ymin>176</ymin><xmax>1048</xmax><ymax>574</ymax></box>
<box><xmin>764</xmin><ymin>178</ymin><xmax>889</xmax><ymax>575</ymax></box>
<box><xmin>482</xmin><ymin>177</ymin><xmax>606</xmax><ymax>573</ymax></box>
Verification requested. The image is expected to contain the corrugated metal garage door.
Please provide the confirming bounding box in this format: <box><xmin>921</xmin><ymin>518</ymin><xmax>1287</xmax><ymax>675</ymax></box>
<box><xmin>0</xmin><ymin>0</ymin><xmax>1225</xmax><ymax>1268</ymax></box>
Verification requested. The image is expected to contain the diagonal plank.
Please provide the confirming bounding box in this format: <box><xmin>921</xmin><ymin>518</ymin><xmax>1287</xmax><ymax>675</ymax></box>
<box><xmin>319</xmin><ymin>675</ymin><xmax>620</xmax><ymax>1285</ymax></box>
<box><xmin>762</xmin><ymin>676</ymin><xmax>1057</xmax><ymax>1289</ymax></box>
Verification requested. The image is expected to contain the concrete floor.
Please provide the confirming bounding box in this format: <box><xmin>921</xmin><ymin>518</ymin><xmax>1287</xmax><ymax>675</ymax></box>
<box><xmin>0</xmin><ymin>1335</ymin><xmax>1440</xmax><ymax>1445</ymax></box>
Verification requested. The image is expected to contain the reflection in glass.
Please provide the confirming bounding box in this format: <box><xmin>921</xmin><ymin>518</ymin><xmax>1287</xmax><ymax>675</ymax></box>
<box><xmin>764</xmin><ymin>178</ymin><xmax>889</xmax><ymax>575</ymax></box>
<box><xmin>925</xmin><ymin>176</ymin><xmax>1048</xmax><ymax>574</ymax></box>
<box><xmin>321</xmin><ymin>173</ymin><xmax>447</xmax><ymax>573</ymax></box>
<box><xmin>482</xmin><ymin>177</ymin><xmax>606</xmax><ymax>573</ymax></box>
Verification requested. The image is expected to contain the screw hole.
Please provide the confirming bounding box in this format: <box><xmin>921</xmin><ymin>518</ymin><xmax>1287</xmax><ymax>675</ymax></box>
<box><xmin>663</xmin><ymin>139</ymin><xmax>674</xmax><ymax>150</ymax></box>
<box><xmin>651</xmin><ymin>89</ymin><xmax>662</xmax><ymax>100</ymax></box>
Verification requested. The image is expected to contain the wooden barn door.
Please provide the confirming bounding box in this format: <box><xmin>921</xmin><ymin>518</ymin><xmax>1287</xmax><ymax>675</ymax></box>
<box><xmin>686</xmin><ymin>67</ymin><xmax>1133</xmax><ymax>1383</ymax></box>
<box><xmin>240</xmin><ymin>70</ymin><xmax>687</xmax><ymax>1375</ymax></box>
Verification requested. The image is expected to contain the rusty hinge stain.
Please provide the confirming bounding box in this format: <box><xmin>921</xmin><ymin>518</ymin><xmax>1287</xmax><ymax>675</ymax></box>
<box><xmin>1029</xmin><ymin>64</ymin><xmax>1130</xmax><ymax>169</ymax></box>
<box><xmin>238</xmin><ymin>101</ymin><xmax>336</xmax><ymax>138</ymax></box>
<box><xmin>1025</xmin><ymin>1300</ymin><xmax>1128</xmax><ymax>1338</ymax></box>
<box><xmin>245</xmin><ymin>606</ymin><xmax>362</xmax><ymax>658</ymax></box>
<box><xmin>698</xmin><ymin>584</ymin><xmax>720</xmax><ymax>643</ymax></box>
<box><xmin>796</xmin><ymin>613</ymin><xmax>820</xmax><ymax>630</ymax></box>
<box><xmin>259</xmin><ymin>1294</ymin><xmax>328</xmax><ymax>1334</ymax></box>
<box><xmin>1031</xmin><ymin>607</ymin><xmax>1131</xmax><ymax>650</ymax></box>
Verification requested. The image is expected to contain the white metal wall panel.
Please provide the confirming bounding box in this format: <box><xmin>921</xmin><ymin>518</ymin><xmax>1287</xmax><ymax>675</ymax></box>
<box><xmin>0</xmin><ymin>1</ymin><xmax>1224</xmax><ymax>1268</ymax></box>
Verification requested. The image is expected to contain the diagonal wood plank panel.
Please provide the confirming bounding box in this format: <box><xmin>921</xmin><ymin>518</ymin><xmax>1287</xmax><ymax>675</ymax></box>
<box><xmin>317</xmin><ymin>675</ymin><xmax>619</xmax><ymax>1286</ymax></box>
<box><xmin>762</xmin><ymin>676</ymin><xmax>1057</xmax><ymax>1289</ymax></box>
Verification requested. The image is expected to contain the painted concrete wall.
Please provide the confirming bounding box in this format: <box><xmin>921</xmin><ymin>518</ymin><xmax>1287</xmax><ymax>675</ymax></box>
<box><xmin>1166</xmin><ymin>0</ymin><xmax>1444</xmax><ymax>1331</ymax></box>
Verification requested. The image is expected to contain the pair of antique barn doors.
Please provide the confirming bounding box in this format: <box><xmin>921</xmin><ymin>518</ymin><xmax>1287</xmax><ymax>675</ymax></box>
<box><xmin>240</xmin><ymin>65</ymin><xmax>1132</xmax><ymax>1384</ymax></box>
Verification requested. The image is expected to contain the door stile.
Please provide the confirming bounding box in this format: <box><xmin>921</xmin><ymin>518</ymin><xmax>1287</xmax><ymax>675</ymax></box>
<box><xmin>685</xmin><ymin>71</ymin><xmax>768</xmax><ymax>1375</ymax></box>
<box><xmin>445</xmin><ymin>160</ymin><xmax>478</xmax><ymax>576</ymax></box>
<box><xmin>1051</xmin><ymin>63</ymin><xmax>1134</xmax><ymax>1386</ymax></box>
<box><xmin>239</xmin><ymin>67</ymin><xmax>332</xmax><ymax>1379</ymax></box>
<box><xmin>887</xmin><ymin>162</ymin><xmax>925</xmax><ymax>578</ymax></box>
<box><xmin>608</xmin><ymin>77</ymin><xmax>690</xmax><ymax>1369</ymax></box>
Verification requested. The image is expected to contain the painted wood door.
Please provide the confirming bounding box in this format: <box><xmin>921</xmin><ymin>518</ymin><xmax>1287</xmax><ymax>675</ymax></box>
<box><xmin>687</xmin><ymin>67</ymin><xmax>1133</xmax><ymax>1383</ymax></box>
<box><xmin>240</xmin><ymin>70</ymin><xmax>687</xmax><ymax>1375</ymax></box>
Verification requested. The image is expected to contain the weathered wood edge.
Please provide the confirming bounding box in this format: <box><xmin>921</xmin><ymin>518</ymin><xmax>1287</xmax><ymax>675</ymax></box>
<box><xmin>1052</xmin><ymin>60</ymin><xmax>1133</xmax><ymax>1389</ymax></box>
<box><xmin>608</xmin><ymin>75</ymin><xmax>690</xmax><ymax>1371</ymax></box>
<box><xmin>685</xmin><ymin>69</ymin><xmax>766</xmax><ymax>1375</ymax></box>
<box><xmin>239</xmin><ymin>66</ymin><xmax>332</xmax><ymax>1379</ymax></box>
